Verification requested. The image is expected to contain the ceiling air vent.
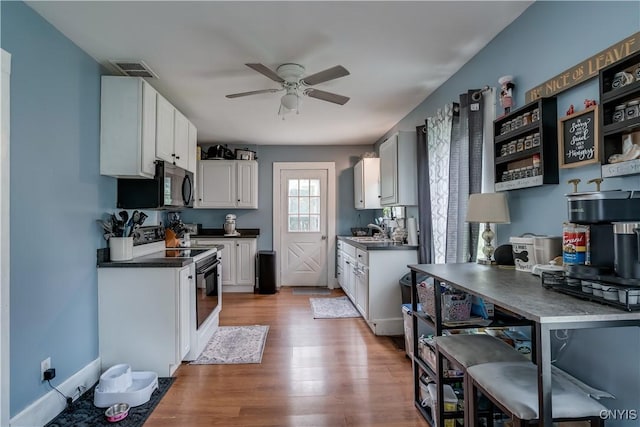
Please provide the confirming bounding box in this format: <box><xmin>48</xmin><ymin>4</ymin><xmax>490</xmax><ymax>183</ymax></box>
<box><xmin>109</xmin><ymin>60</ymin><xmax>158</xmax><ymax>78</ymax></box>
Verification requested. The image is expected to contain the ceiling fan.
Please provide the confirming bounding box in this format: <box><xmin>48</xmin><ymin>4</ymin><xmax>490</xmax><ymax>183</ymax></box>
<box><xmin>226</xmin><ymin>63</ymin><xmax>350</xmax><ymax>116</ymax></box>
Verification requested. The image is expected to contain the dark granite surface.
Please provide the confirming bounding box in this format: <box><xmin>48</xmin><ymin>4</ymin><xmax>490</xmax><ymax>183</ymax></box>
<box><xmin>97</xmin><ymin>247</ymin><xmax>214</xmax><ymax>268</ymax></box>
<box><xmin>337</xmin><ymin>236</ymin><xmax>418</xmax><ymax>251</ymax></box>
<box><xmin>192</xmin><ymin>228</ymin><xmax>260</xmax><ymax>238</ymax></box>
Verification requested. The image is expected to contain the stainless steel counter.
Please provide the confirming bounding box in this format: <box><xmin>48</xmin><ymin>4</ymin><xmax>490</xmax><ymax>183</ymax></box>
<box><xmin>409</xmin><ymin>262</ymin><xmax>640</xmax><ymax>425</ymax></box>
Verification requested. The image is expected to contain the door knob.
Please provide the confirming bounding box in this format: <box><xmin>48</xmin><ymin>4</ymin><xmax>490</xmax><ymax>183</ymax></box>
<box><xmin>321</xmin><ymin>236</ymin><xmax>327</xmax><ymax>240</ymax></box>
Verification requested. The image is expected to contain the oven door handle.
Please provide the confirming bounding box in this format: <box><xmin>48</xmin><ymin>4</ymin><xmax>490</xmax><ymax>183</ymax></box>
<box><xmin>198</xmin><ymin>259</ymin><xmax>220</xmax><ymax>275</ymax></box>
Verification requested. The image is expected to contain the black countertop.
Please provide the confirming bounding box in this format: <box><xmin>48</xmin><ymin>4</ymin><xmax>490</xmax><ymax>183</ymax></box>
<box><xmin>97</xmin><ymin>246</ymin><xmax>223</xmax><ymax>268</ymax></box>
<box><xmin>192</xmin><ymin>228</ymin><xmax>260</xmax><ymax>238</ymax></box>
<box><xmin>337</xmin><ymin>236</ymin><xmax>418</xmax><ymax>251</ymax></box>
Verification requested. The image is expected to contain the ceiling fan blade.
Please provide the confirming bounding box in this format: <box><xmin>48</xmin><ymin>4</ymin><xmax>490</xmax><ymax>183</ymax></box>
<box><xmin>225</xmin><ymin>88</ymin><xmax>281</xmax><ymax>99</ymax></box>
<box><xmin>304</xmin><ymin>89</ymin><xmax>350</xmax><ymax>105</ymax></box>
<box><xmin>245</xmin><ymin>63</ymin><xmax>284</xmax><ymax>83</ymax></box>
<box><xmin>301</xmin><ymin>65</ymin><xmax>350</xmax><ymax>86</ymax></box>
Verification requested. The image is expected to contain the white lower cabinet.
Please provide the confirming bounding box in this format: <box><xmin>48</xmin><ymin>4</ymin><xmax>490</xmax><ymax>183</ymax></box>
<box><xmin>192</xmin><ymin>238</ymin><xmax>257</xmax><ymax>292</ymax></box>
<box><xmin>337</xmin><ymin>239</ymin><xmax>418</xmax><ymax>335</ymax></box>
<box><xmin>97</xmin><ymin>264</ymin><xmax>195</xmax><ymax>377</ymax></box>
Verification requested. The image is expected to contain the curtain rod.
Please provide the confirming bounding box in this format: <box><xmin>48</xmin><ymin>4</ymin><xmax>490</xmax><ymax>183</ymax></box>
<box><xmin>471</xmin><ymin>86</ymin><xmax>491</xmax><ymax>102</ymax></box>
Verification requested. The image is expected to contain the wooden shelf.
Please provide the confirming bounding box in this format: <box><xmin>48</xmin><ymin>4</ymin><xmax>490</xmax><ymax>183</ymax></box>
<box><xmin>495</xmin><ymin>175</ymin><xmax>543</xmax><ymax>192</ymax></box>
<box><xmin>495</xmin><ymin>147</ymin><xmax>541</xmax><ymax>165</ymax></box>
<box><xmin>494</xmin><ymin>121</ymin><xmax>540</xmax><ymax>144</ymax></box>
<box><xmin>599</xmin><ymin>50</ymin><xmax>640</xmax><ymax>176</ymax></box>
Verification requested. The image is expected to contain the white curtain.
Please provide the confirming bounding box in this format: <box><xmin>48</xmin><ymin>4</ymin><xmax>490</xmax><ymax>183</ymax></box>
<box><xmin>426</xmin><ymin>104</ymin><xmax>454</xmax><ymax>264</ymax></box>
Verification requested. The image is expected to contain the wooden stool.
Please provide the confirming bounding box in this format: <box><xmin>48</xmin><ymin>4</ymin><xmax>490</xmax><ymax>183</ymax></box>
<box><xmin>434</xmin><ymin>335</ymin><xmax>528</xmax><ymax>426</ymax></box>
<box><xmin>467</xmin><ymin>361</ymin><xmax>606</xmax><ymax>426</ymax></box>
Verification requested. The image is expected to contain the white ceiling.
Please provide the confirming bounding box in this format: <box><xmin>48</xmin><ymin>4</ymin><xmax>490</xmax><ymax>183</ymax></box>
<box><xmin>27</xmin><ymin>1</ymin><xmax>532</xmax><ymax>146</ymax></box>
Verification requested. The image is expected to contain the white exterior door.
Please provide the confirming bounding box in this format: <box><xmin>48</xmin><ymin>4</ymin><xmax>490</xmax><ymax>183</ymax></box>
<box><xmin>280</xmin><ymin>169</ymin><xmax>328</xmax><ymax>286</ymax></box>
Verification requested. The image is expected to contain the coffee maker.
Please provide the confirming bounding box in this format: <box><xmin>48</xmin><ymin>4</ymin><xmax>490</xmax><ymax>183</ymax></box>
<box><xmin>566</xmin><ymin>182</ymin><xmax>640</xmax><ymax>283</ymax></box>
<box><xmin>224</xmin><ymin>214</ymin><xmax>239</xmax><ymax>236</ymax></box>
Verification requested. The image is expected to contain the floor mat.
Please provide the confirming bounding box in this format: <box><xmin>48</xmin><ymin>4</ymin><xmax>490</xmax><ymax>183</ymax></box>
<box><xmin>191</xmin><ymin>325</ymin><xmax>269</xmax><ymax>364</ymax></box>
<box><xmin>309</xmin><ymin>296</ymin><xmax>361</xmax><ymax>318</ymax></box>
<box><xmin>292</xmin><ymin>287</ymin><xmax>331</xmax><ymax>295</ymax></box>
<box><xmin>45</xmin><ymin>377</ymin><xmax>174</xmax><ymax>427</ymax></box>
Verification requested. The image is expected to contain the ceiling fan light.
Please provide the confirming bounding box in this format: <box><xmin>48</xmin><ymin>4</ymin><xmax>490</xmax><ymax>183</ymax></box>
<box><xmin>280</xmin><ymin>93</ymin><xmax>299</xmax><ymax>110</ymax></box>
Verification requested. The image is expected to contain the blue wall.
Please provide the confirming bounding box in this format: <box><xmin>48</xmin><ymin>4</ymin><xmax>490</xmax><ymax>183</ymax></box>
<box><xmin>384</xmin><ymin>1</ymin><xmax>640</xmax><ymax>420</ymax></box>
<box><xmin>1</xmin><ymin>2</ymin><xmax>113</xmax><ymax>416</ymax></box>
<box><xmin>180</xmin><ymin>143</ymin><xmax>376</xmax><ymax>251</ymax></box>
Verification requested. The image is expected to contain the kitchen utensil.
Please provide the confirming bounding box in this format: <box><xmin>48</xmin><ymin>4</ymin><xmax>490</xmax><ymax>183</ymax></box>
<box><xmin>138</xmin><ymin>212</ymin><xmax>148</xmax><ymax>226</ymax></box>
<box><xmin>235</xmin><ymin>148</ymin><xmax>257</xmax><ymax>160</ymax></box>
<box><xmin>119</xmin><ymin>210</ymin><xmax>129</xmax><ymax>224</ymax></box>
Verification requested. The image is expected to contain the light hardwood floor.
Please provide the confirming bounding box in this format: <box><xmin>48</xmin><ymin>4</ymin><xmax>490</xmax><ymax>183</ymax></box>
<box><xmin>145</xmin><ymin>287</ymin><xmax>427</xmax><ymax>426</ymax></box>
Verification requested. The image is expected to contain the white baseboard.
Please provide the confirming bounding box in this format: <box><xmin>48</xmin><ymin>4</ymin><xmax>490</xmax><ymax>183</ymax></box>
<box><xmin>10</xmin><ymin>358</ymin><xmax>101</xmax><ymax>427</ymax></box>
<box><xmin>222</xmin><ymin>285</ymin><xmax>253</xmax><ymax>293</ymax></box>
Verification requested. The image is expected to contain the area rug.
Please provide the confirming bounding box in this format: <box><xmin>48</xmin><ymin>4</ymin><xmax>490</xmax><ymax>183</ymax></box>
<box><xmin>292</xmin><ymin>287</ymin><xmax>331</xmax><ymax>295</ymax></box>
<box><xmin>309</xmin><ymin>296</ymin><xmax>361</xmax><ymax>319</ymax></box>
<box><xmin>191</xmin><ymin>325</ymin><xmax>269</xmax><ymax>364</ymax></box>
<box><xmin>45</xmin><ymin>377</ymin><xmax>174</xmax><ymax>427</ymax></box>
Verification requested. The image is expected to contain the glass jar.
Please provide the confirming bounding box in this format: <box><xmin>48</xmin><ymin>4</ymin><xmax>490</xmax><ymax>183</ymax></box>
<box><xmin>625</xmin><ymin>100</ymin><xmax>639</xmax><ymax>120</ymax></box>
<box><xmin>613</xmin><ymin>104</ymin><xmax>627</xmax><ymax>123</ymax></box>
<box><xmin>531</xmin><ymin>108</ymin><xmax>540</xmax><ymax>122</ymax></box>
<box><xmin>522</xmin><ymin>112</ymin><xmax>532</xmax><ymax>126</ymax></box>
<box><xmin>508</xmin><ymin>141</ymin><xmax>516</xmax><ymax>154</ymax></box>
<box><xmin>524</xmin><ymin>166</ymin><xmax>533</xmax><ymax>178</ymax></box>
<box><xmin>500</xmin><ymin>145</ymin><xmax>507</xmax><ymax>157</ymax></box>
<box><xmin>500</xmin><ymin>123</ymin><xmax>507</xmax><ymax>135</ymax></box>
<box><xmin>532</xmin><ymin>132</ymin><xmax>541</xmax><ymax>147</ymax></box>
<box><xmin>516</xmin><ymin>138</ymin><xmax>525</xmax><ymax>152</ymax></box>
<box><xmin>502</xmin><ymin>171</ymin><xmax>510</xmax><ymax>182</ymax></box>
<box><xmin>504</xmin><ymin>120</ymin><xmax>512</xmax><ymax>133</ymax></box>
<box><xmin>524</xmin><ymin>135</ymin><xmax>533</xmax><ymax>150</ymax></box>
<box><xmin>514</xmin><ymin>116</ymin><xmax>523</xmax><ymax>129</ymax></box>
<box><xmin>533</xmin><ymin>154</ymin><xmax>541</xmax><ymax>176</ymax></box>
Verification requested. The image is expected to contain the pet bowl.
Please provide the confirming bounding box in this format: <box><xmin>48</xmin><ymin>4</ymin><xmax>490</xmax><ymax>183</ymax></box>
<box><xmin>105</xmin><ymin>403</ymin><xmax>130</xmax><ymax>423</ymax></box>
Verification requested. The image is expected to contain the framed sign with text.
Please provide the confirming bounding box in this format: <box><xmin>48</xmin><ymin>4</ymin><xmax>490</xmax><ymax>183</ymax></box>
<box><xmin>558</xmin><ymin>105</ymin><xmax>600</xmax><ymax>169</ymax></box>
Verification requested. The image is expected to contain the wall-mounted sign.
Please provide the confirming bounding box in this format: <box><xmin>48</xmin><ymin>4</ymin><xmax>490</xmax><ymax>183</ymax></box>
<box><xmin>526</xmin><ymin>32</ymin><xmax>640</xmax><ymax>103</ymax></box>
<box><xmin>558</xmin><ymin>105</ymin><xmax>599</xmax><ymax>169</ymax></box>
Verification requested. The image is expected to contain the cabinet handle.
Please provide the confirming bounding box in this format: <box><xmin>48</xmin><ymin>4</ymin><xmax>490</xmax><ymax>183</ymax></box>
<box><xmin>175</xmin><ymin>156</ymin><xmax>180</xmax><ymax>160</ymax></box>
<box><xmin>378</xmin><ymin>195</ymin><xmax>381</xmax><ymax>198</ymax></box>
<box><xmin>237</xmin><ymin>199</ymin><xmax>240</xmax><ymax>202</ymax></box>
<box><xmin>171</xmin><ymin>153</ymin><xmax>176</xmax><ymax>157</ymax></box>
<box><xmin>346</xmin><ymin>261</ymin><xmax>350</xmax><ymax>265</ymax></box>
<box><xmin>188</xmin><ymin>275</ymin><xmax>193</xmax><ymax>279</ymax></box>
<box><xmin>199</xmin><ymin>198</ymin><xmax>202</xmax><ymax>201</ymax></box>
<box><xmin>358</xmin><ymin>254</ymin><xmax>362</xmax><ymax>258</ymax></box>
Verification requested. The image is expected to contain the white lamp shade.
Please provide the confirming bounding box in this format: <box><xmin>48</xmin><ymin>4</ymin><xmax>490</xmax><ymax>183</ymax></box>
<box><xmin>466</xmin><ymin>193</ymin><xmax>510</xmax><ymax>224</ymax></box>
<box><xmin>280</xmin><ymin>93</ymin><xmax>299</xmax><ymax>110</ymax></box>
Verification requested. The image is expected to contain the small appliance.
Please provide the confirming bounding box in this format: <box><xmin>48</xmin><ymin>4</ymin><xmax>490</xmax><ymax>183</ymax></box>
<box><xmin>117</xmin><ymin>161</ymin><xmax>193</xmax><ymax>209</ymax></box>
<box><xmin>224</xmin><ymin>214</ymin><xmax>239</xmax><ymax>236</ymax></box>
<box><xmin>207</xmin><ymin>145</ymin><xmax>234</xmax><ymax>160</ymax></box>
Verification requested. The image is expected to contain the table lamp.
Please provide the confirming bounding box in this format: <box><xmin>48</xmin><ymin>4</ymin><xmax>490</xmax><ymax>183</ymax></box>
<box><xmin>466</xmin><ymin>193</ymin><xmax>511</xmax><ymax>264</ymax></box>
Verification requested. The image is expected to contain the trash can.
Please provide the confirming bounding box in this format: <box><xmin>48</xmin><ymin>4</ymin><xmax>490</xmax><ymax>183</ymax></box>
<box><xmin>257</xmin><ymin>251</ymin><xmax>276</xmax><ymax>294</ymax></box>
<box><xmin>399</xmin><ymin>272</ymin><xmax>428</xmax><ymax>304</ymax></box>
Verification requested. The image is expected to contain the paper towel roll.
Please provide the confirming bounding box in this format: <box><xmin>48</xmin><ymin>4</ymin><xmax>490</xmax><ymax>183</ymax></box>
<box><xmin>407</xmin><ymin>217</ymin><xmax>418</xmax><ymax>246</ymax></box>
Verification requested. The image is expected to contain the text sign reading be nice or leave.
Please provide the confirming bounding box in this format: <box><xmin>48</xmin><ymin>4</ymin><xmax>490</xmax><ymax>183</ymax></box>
<box><xmin>526</xmin><ymin>32</ymin><xmax>640</xmax><ymax>103</ymax></box>
<box><xmin>559</xmin><ymin>105</ymin><xmax>599</xmax><ymax>169</ymax></box>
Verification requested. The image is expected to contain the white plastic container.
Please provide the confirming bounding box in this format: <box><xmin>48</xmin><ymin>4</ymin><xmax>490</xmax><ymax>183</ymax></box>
<box><xmin>510</xmin><ymin>236</ymin><xmax>536</xmax><ymax>272</ymax></box>
<box><xmin>109</xmin><ymin>237</ymin><xmax>133</xmax><ymax>261</ymax></box>
<box><xmin>94</xmin><ymin>369</ymin><xmax>158</xmax><ymax>408</ymax></box>
<box><xmin>98</xmin><ymin>364</ymin><xmax>132</xmax><ymax>393</ymax></box>
<box><xmin>426</xmin><ymin>383</ymin><xmax>458</xmax><ymax>427</ymax></box>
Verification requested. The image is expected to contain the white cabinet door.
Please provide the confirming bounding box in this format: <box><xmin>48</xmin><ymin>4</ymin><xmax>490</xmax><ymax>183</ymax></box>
<box><xmin>197</xmin><ymin>161</ymin><xmax>235</xmax><ymax>208</ymax></box>
<box><xmin>343</xmin><ymin>254</ymin><xmax>355</xmax><ymax>300</ymax></box>
<box><xmin>100</xmin><ymin>76</ymin><xmax>157</xmax><ymax>178</ymax></box>
<box><xmin>178</xmin><ymin>265</ymin><xmax>193</xmax><ymax>360</ymax></box>
<box><xmin>187</xmin><ymin>121</ymin><xmax>197</xmax><ymax>174</ymax></box>
<box><xmin>156</xmin><ymin>94</ymin><xmax>175</xmax><ymax>163</ymax></box>
<box><xmin>336</xmin><ymin>250</ymin><xmax>344</xmax><ymax>287</ymax></box>
<box><xmin>354</xmin><ymin>158</ymin><xmax>381</xmax><ymax>209</ymax></box>
<box><xmin>379</xmin><ymin>134</ymin><xmax>398</xmax><ymax>206</ymax></box>
<box><xmin>236</xmin><ymin>161</ymin><xmax>258</xmax><ymax>208</ymax></box>
<box><xmin>235</xmin><ymin>239</ymin><xmax>257</xmax><ymax>286</ymax></box>
<box><xmin>141</xmin><ymin>82</ymin><xmax>158</xmax><ymax>177</ymax></box>
<box><xmin>173</xmin><ymin>109</ymin><xmax>189</xmax><ymax>170</ymax></box>
<box><xmin>218</xmin><ymin>240</ymin><xmax>236</xmax><ymax>285</ymax></box>
<box><xmin>354</xmin><ymin>160</ymin><xmax>365</xmax><ymax>209</ymax></box>
<box><xmin>355</xmin><ymin>265</ymin><xmax>369</xmax><ymax>319</ymax></box>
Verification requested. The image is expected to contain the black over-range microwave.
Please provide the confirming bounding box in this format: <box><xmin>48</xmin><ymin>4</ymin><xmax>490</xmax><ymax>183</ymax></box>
<box><xmin>117</xmin><ymin>161</ymin><xmax>194</xmax><ymax>209</ymax></box>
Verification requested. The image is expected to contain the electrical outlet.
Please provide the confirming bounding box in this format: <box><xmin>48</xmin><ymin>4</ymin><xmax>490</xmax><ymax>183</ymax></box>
<box><xmin>40</xmin><ymin>357</ymin><xmax>51</xmax><ymax>382</ymax></box>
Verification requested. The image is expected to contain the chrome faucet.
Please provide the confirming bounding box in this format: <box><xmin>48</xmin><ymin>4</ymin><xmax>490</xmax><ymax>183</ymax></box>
<box><xmin>367</xmin><ymin>223</ymin><xmax>387</xmax><ymax>238</ymax></box>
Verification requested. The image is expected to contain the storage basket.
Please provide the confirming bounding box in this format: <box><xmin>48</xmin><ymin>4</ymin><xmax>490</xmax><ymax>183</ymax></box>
<box><xmin>417</xmin><ymin>281</ymin><xmax>472</xmax><ymax>321</ymax></box>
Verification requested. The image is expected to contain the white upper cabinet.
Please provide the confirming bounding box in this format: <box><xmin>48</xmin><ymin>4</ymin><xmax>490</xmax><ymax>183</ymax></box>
<box><xmin>379</xmin><ymin>131</ymin><xmax>417</xmax><ymax>206</ymax></box>
<box><xmin>100</xmin><ymin>76</ymin><xmax>158</xmax><ymax>178</ymax></box>
<box><xmin>354</xmin><ymin>157</ymin><xmax>381</xmax><ymax>209</ymax></box>
<box><xmin>196</xmin><ymin>160</ymin><xmax>258</xmax><ymax>209</ymax></box>
<box><xmin>173</xmin><ymin>109</ymin><xmax>190</xmax><ymax>171</ymax></box>
<box><xmin>101</xmin><ymin>76</ymin><xmax>198</xmax><ymax>177</ymax></box>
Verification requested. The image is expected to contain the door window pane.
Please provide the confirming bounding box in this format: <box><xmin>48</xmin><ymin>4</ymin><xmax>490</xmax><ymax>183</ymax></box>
<box><xmin>287</xmin><ymin>178</ymin><xmax>321</xmax><ymax>232</ymax></box>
